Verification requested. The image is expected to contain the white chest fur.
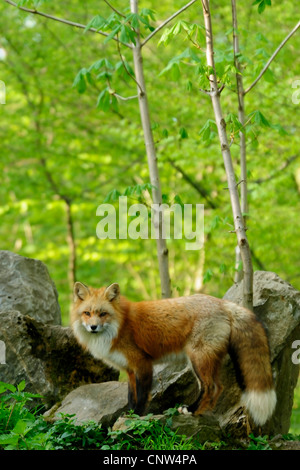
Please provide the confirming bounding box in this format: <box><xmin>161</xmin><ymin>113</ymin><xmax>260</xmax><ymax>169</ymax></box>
<box><xmin>73</xmin><ymin>320</ymin><xmax>128</xmax><ymax>370</ymax></box>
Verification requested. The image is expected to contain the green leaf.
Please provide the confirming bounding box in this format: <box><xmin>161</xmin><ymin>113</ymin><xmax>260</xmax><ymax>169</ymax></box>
<box><xmin>210</xmin><ymin>215</ymin><xmax>220</xmax><ymax>230</ymax></box>
<box><xmin>84</xmin><ymin>15</ymin><xmax>107</xmax><ymax>33</ymax></box>
<box><xmin>249</xmin><ymin>110</ymin><xmax>271</xmax><ymax>127</ymax></box>
<box><xmin>270</xmin><ymin>123</ymin><xmax>289</xmax><ymax>136</ymax></box>
<box><xmin>72</xmin><ymin>68</ymin><xmax>92</xmax><ymax>94</ymax></box>
<box><xmin>219</xmin><ymin>263</ymin><xmax>226</xmax><ymax>274</ymax></box>
<box><xmin>0</xmin><ymin>381</ymin><xmax>16</xmax><ymax>394</ymax></box>
<box><xmin>120</xmin><ymin>25</ymin><xmax>130</xmax><ymax>44</ymax></box>
<box><xmin>225</xmin><ymin>113</ymin><xmax>244</xmax><ymax>134</ymax></box>
<box><xmin>96</xmin><ymin>88</ymin><xmax>111</xmax><ymax>112</ymax></box>
<box><xmin>128</xmin><ymin>13</ymin><xmax>140</xmax><ymax>30</ymax></box>
<box><xmin>0</xmin><ymin>434</ymin><xmax>19</xmax><ymax>446</ymax></box>
<box><xmin>140</xmin><ymin>8</ymin><xmax>156</xmax><ymax>28</ymax></box>
<box><xmin>174</xmin><ymin>194</ymin><xmax>184</xmax><ymax>208</ymax></box>
<box><xmin>253</xmin><ymin>0</ymin><xmax>271</xmax><ymax>14</ymax></box>
<box><xmin>199</xmin><ymin>119</ymin><xmax>217</xmax><ymax>143</ymax></box>
<box><xmin>258</xmin><ymin>1</ymin><xmax>266</xmax><ymax>13</ymax></box>
<box><xmin>13</xmin><ymin>419</ymin><xmax>28</xmax><ymax>435</ymax></box>
<box><xmin>104</xmin><ymin>24</ymin><xmax>122</xmax><ymax>44</ymax></box>
<box><xmin>179</xmin><ymin>127</ymin><xmax>188</xmax><ymax>139</ymax></box>
<box><xmin>103</xmin><ymin>189</ymin><xmax>121</xmax><ymax>203</ymax></box>
<box><xmin>17</xmin><ymin>380</ymin><xmax>26</xmax><ymax>392</ymax></box>
<box><xmin>203</xmin><ymin>269</ymin><xmax>213</xmax><ymax>283</ymax></box>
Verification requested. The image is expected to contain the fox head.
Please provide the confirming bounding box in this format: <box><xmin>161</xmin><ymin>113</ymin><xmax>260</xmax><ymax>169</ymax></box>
<box><xmin>71</xmin><ymin>282</ymin><xmax>121</xmax><ymax>336</ymax></box>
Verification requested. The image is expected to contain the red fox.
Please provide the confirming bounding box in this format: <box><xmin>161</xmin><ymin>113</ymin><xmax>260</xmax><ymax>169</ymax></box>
<box><xmin>71</xmin><ymin>282</ymin><xmax>276</xmax><ymax>426</ymax></box>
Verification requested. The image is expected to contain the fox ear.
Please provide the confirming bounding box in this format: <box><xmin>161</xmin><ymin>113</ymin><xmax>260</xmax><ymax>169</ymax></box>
<box><xmin>74</xmin><ymin>282</ymin><xmax>90</xmax><ymax>301</ymax></box>
<box><xmin>105</xmin><ymin>283</ymin><xmax>120</xmax><ymax>302</ymax></box>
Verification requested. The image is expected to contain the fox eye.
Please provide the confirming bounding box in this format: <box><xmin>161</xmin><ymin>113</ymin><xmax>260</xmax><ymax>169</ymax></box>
<box><xmin>83</xmin><ymin>311</ymin><xmax>91</xmax><ymax>317</ymax></box>
<box><xmin>100</xmin><ymin>311</ymin><xmax>107</xmax><ymax>318</ymax></box>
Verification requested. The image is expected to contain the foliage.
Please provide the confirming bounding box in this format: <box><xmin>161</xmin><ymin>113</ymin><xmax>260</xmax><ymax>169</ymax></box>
<box><xmin>0</xmin><ymin>381</ymin><xmax>206</xmax><ymax>450</ymax></box>
<box><xmin>289</xmin><ymin>379</ymin><xmax>300</xmax><ymax>436</ymax></box>
<box><xmin>1</xmin><ymin>381</ymin><xmax>300</xmax><ymax>450</ymax></box>
<box><xmin>0</xmin><ymin>380</ymin><xmax>50</xmax><ymax>450</ymax></box>
<box><xmin>247</xmin><ymin>433</ymin><xmax>273</xmax><ymax>450</ymax></box>
<box><xmin>102</xmin><ymin>411</ymin><xmax>201</xmax><ymax>450</ymax></box>
<box><xmin>0</xmin><ymin>0</ymin><xmax>299</xmax><ymax>325</ymax></box>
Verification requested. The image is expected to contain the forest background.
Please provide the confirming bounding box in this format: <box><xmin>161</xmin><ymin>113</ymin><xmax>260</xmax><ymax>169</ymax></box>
<box><xmin>0</xmin><ymin>0</ymin><xmax>299</xmax><ymax>327</ymax></box>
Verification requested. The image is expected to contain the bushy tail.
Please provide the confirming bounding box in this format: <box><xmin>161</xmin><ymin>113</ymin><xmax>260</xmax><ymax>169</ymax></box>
<box><xmin>228</xmin><ymin>303</ymin><xmax>277</xmax><ymax>426</ymax></box>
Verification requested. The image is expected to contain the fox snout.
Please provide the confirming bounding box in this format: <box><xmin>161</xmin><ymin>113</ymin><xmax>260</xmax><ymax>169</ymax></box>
<box><xmin>83</xmin><ymin>322</ymin><xmax>102</xmax><ymax>333</ymax></box>
<box><xmin>88</xmin><ymin>324</ymin><xmax>100</xmax><ymax>333</ymax></box>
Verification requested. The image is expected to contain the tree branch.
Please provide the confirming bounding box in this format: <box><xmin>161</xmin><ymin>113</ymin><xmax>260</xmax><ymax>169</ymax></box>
<box><xmin>116</xmin><ymin>34</ymin><xmax>143</xmax><ymax>93</ymax></box>
<box><xmin>113</xmin><ymin>93</ymin><xmax>138</xmax><ymax>101</ymax></box>
<box><xmin>252</xmin><ymin>154</ymin><xmax>299</xmax><ymax>185</ymax></box>
<box><xmin>168</xmin><ymin>158</ymin><xmax>217</xmax><ymax>209</ymax></box>
<box><xmin>3</xmin><ymin>0</ymin><xmax>132</xmax><ymax>48</ymax></box>
<box><xmin>141</xmin><ymin>0</ymin><xmax>198</xmax><ymax>47</ymax></box>
<box><xmin>244</xmin><ymin>20</ymin><xmax>300</xmax><ymax>95</ymax></box>
<box><xmin>103</xmin><ymin>0</ymin><xmax>126</xmax><ymax>18</ymax></box>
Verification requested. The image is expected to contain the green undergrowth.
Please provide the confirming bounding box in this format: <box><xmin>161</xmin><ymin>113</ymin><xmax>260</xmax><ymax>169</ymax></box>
<box><xmin>289</xmin><ymin>378</ymin><xmax>300</xmax><ymax>435</ymax></box>
<box><xmin>0</xmin><ymin>381</ymin><xmax>299</xmax><ymax>451</ymax></box>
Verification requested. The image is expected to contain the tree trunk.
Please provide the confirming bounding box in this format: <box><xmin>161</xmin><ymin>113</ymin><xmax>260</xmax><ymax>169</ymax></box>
<box><xmin>201</xmin><ymin>0</ymin><xmax>253</xmax><ymax>310</ymax></box>
<box><xmin>130</xmin><ymin>0</ymin><xmax>171</xmax><ymax>299</ymax></box>
<box><xmin>231</xmin><ymin>0</ymin><xmax>249</xmax><ymax>284</ymax></box>
<box><xmin>65</xmin><ymin>198</ymin><xmax>77</xmax><ymax>294</ymax></box>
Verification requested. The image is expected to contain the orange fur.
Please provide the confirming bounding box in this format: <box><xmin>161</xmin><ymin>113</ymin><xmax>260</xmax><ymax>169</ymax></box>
<box><xmin>70</xmin><ymin>282</ymin><xmax>276</xmax><ymax>425</ymax></box>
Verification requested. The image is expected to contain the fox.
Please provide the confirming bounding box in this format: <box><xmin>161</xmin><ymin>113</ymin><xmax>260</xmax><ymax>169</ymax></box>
<box><xmin>70</xmin><ymin>281</ymin><xmax>276</xmax><ymax>426</ymax></box>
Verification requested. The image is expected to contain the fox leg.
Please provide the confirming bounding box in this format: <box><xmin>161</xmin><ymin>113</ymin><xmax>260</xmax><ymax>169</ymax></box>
<box><xmin>127</xmin><ymin>370</ymin><xmax>137</xmax><ymax>411</ymax></box>
<box><xmin>127</xmin><ymin>363</ymin><xmax>153</xmax><ymax>415</ymax></box>
<box><xmin>134</xmin><ymin>364</ymin><xmax>153</xmax><ymax>415</ymax></box>
<box><xmin>187</xmin><ymin>350</ymin><xmax>224</xmax><ymax>416</ymax></box>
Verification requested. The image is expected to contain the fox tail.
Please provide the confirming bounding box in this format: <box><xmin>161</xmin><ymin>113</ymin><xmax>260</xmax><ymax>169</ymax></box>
<box><xmin>228</xmin><ymin>303</ymin><xmax>277</xmax><ymax>426</ymax></box>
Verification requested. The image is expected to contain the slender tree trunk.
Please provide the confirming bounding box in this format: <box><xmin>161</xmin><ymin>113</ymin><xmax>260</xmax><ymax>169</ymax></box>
<box><xmin>65</xmin><ymin>198</ymin><xmax>77</xmax><ymax>291</ymax></box>
<box><xmin>201</xmin><ymin>0</ymin><xmax>253</xmax><ymax>310</ymax></box>
<box><xmin>130</xmin><ymin>0</ymin><xmax>171</xmax><ymax>298</ymax></box>
<box><xmin>231</xmin><ymin>0</ymin><xmax>249</xmax><ymax>283</ymax></box>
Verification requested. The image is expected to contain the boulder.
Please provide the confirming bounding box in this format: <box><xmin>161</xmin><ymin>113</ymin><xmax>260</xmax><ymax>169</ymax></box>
<box><xmin>47</xmin><ymin>359</ymin><xmax>200</xmax><ymax>427</ymax></box>
<box><xmin>221</xmin><ymin>270</ymin><xmax>300</xmax><ymax>435</ymax></box>
<box><xmin>0</xmin><ymin>311</ymin><xmax>119</xmax><ymax>408</ymax></box>
<box><xmin>45</xmin><ymin>382</ymin><xmax>128</xmax><ymax>428</ymax></box>
<box><xmin>0</xmin><ymin>251</ymin><xmax>61</xmax><ymax>325</ymax></box>
<box><xmin>147</xmin><ymin>358</ymin><xmax>199</xmax><ymax>414</ymax></box>
<box><xmin>112</xmin><ymin>413</ymin><xmax>223</xmax><ymax>443</ymax></box>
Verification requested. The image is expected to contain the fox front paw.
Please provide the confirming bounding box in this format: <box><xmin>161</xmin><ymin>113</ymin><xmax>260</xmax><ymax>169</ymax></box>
<box><xmin>178</xmin><ymin>405</ymin><xmax>192</xmax><ymax>415</ymax></box>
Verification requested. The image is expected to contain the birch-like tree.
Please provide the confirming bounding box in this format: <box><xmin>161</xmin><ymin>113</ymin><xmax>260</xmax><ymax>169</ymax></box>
<box><xmin>200</xmin><ymin>0</ymin><xmax>253</xmax><ymax>309</ymax></box>
<box><xmin>231</xmin><ymin>0</ymin><xmax>300</xmax><ymax>285</ymax></box>
<box><xmin>3</xmin><ymin>0</ymin><xmax>198</xmax><ymax>299</ymax></box>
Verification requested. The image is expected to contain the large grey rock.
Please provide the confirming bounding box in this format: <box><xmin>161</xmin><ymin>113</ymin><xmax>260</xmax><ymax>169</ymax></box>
<box><xmin>0</xmin><ymin>251</ymin><xmax>61</xmax><ymax>325</ymax></box>
<box><xmin>148</xmin><ymin>358</ymin><xmax>199</xmax><ymax>413</ymax></box>
<box><xmin>113</xmin><ymin>413</ymin><xmax>223</xmax><ymax>443</ymax></box>
<box><xmin>45</xmin><ymin>382</ymin><xmax>128</xmax><ymax>428</ymax></box>
<box><xmin>48</xmin><ymin>359</ymin><xmax>199</xmax><ymax>427</ymax></box>
<box><xmin>0</xmin><ymin>311</ymin><xmax>119</xmax><ymax>408</ymax></box>
<box><xmin>221</xmin><ymin>271</ymin><xmax>300</xmax><ymax>435</ymax></box>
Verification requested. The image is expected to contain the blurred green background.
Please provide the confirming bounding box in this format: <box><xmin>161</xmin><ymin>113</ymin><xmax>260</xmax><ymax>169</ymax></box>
<box><xmin>0</xmin><ymin>0</ymin><xmax>299</xmax><ymax>328</ymax></box>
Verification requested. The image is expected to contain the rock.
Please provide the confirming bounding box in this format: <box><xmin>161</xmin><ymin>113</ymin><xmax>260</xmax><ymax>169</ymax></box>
<box><xmin>224</xmin><ymin>271</ymin><xmax>300</xmax><ymax>360</ymax></box>
<box><xmin>0</xmin><ymin>311</ymin><xmax>119</xmax><ymax>408</ymax></box>
<box><xmin>0</xmin><ymin>251</ymin><xmax>61</xmax><ymax>325</ymax></box>
<box><xmin>47</xmin><ymin>359</ymin><xmax>199</xmax><ymax>427</ymax></box>
<box><xmin>164</xmin><ymin>413</ymin><xmax>223</xmax><ymax>442</ymax></box>
<box><xmin>147</xmin><ymin>358</ymin><xmax>199</xmax><ymax>414</ymax></box>
<box><xmin>45</xmin><ymin>382</ymin><xmax>128</xmax><ymax>428</ymax></box>
<box><xmin>112</xmin><ymin>412</ymin><xmax>223</xmax><ymax>443</ymax></box>
<box><xmin>221</xmin><ymin>271</ymin><xmax>300</xmax><ymax>435</ymax></box>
